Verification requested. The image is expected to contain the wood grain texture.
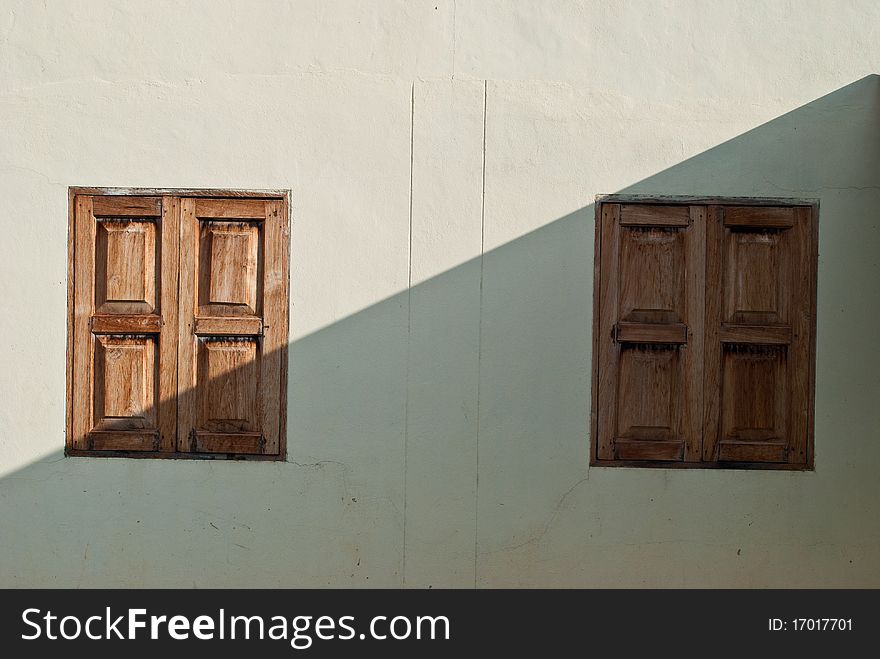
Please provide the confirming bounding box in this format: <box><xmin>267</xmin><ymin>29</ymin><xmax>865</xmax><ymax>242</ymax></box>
<box><xmin>207</xmin><ymin>227</ymin><xmax>258</xmax><ymax>306</ymax></box>
<box><xmin>719</xmin><ymin>324</ymin><xmax>792</xmax><ymax>345</ymax></box>
<box><xmin>615</xmin><ymin>438</ymin><xmax>684</xmax><ymax>461</ymax></box>
<box><xmin>194</xmin><ymin>432</ymin><xmax>263</xmax><ymax>454</ymax></box>
<box><xmin>197</xmin><ymin>339</ymin><xmax>258</xmax><ymax>433</ymax></box>
<box><xmin>71</xmin><ymin>196</ymin><xmax>96</xmax><ymax>450</ymax></box>
<box><xmin>97</xmin><ymin>220</ymin><xmax>155</xmax><ymax>308</ymax></box>
<box><xmin>194</xmin><ymin>316</ymin><xmax>263</xmax><ymax>336</ymax></box>
<box><xmin>89</xmin><ymin>430</ymin><xmax>160</xmax><ymax>452</ymax></box>
<box><xmin>195</xmin><ymin>198</ymin><xmax>267</xmax><ymax>219</ymax></box>
<box><xmin>683</xmin><ymin>205</ymin><xmax>705</xmax><ymax>461</ymax></box>
<box><xmin>594</xmin><ymin>202</ymin><xmax>703</xmax><ymax>463</ymax></box>
<box><xmin>619</xmin><ymin>204</ymin><xmax>690</xmax><ymax>227</ymax></box>
<box><xmin>92</xmin><ymin>335</ymin><xmax>155</xmax><ymax>429</ymax></box>
<box><xmin>723</xmin><ymin>206</ymin><xmax>795</xmax><ymax>228</ymax></box>
<box><xmin>69</xmin><ymin>195</ymin><xmax>172</xmax><ymax>454</ymax></box>
<box><xmin>176</xmin><ymin>197</ymin><xmax>198</xmax><ymax>452</ymax></box>
<box><xmin>788</xmin><ymin>206</ymin><xmax>812</xmax><ymax>465</ymax></box>
<box><xmin>718</xmin><ymin>440</ymin><xmax>787</xmax><ymax>463</ymax></box>
<box><xmin>705</xmin><ymin>204</ymin><xmax>815</xmax><ymax>465</ymax></box>
<box><xmin>596</xmin><ymin>203</ymin><xmax>620</xmax><ymax>460</ymax></box>
<box><xmin>590</xmin><ymin>203</ymin><xmax>603</xmax><ymax>462</ymax></box>
<box><xmin>258</xmin><ymin>199</ymin><xmax>285</xmax><ymax>455</ymax></box>
<box><xmin>720</xmin><ymin>345</ymin><xmax>787</xmax><ymax>446</ymax></box>
<box><xmin>91</xmin><ymin>195</ymin><xmax>161</xmax><ymax>217</ymax></box>
<box><xmin>158</xmin><ymin>196</ymin><xmax>180</xmax><ymax>452</ymax></box>
<box><xmin>722</xmin><ymin>219</ymin><xmax>789</xmax><ymax>325</ymax></box>
<box><xmin>806</xmin><ymin>203</ymin><xmax>819</xmax><ymax>469</ymax></box>
<box><xmin>65</xmin><ymin>188</ymin><xmax>76</xmax><ymax>450</ymax></box>
<box><xmin>701</xmin><ymin>205</ymin><xmax>724</xmax><ymax>461</ymax></box>
<box><xmin>90</xmin><ymin>314</ymin><xmax>162</xmax><ymax>334</ymax></box>
<box><xmin>616</xmin><ymin>322</ymin><xmax>687</xmax><ymax>344</ymax></box>
<box><xmin>198</xmin><ymin>222</ymin><xmax>260</xmax><ymax>315</ymax></box>
<box><xmin>178</xmin><ymin>197</ymin><xmax>287</xmax><ymax>457</ymax></box>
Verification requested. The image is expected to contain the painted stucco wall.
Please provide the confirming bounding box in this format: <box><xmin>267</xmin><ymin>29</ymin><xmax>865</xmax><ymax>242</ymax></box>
<box><xmin>1</xmin><ymin>0</ymin><xmax>878</xmax><ymax>587</ymax></box>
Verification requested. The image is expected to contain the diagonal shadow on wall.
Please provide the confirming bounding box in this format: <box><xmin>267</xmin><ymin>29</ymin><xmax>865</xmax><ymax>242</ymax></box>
<box><xmin>1</xmin><ymin>75</ymin><xmax>878</xmax><ymax>587</ymax></box>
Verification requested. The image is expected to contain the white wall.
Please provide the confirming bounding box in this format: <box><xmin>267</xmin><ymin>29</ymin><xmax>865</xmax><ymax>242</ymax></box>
<box><xmin>0</xmin><ymin>0</ymin><xmax>878</xmax><ymax>587</ymax></box>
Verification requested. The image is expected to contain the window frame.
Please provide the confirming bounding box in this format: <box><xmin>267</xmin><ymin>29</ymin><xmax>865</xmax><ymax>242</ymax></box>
<box><xmin>589</xmin><ymin>194</ymin><xmax>819</xmax><ymax>470</ymax></box>
<box><xmin>65</xmin><ymin>187</ymin><xmax>291</xmax><ymax>461</ymax></box>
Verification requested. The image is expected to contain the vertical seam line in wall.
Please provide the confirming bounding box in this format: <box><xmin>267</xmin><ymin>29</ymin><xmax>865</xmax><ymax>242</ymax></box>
<box><xmin>452</xmin><ymin>0</ymin><xmax>457</xmax><ymax>79</ymax></box>
<box><xmin>403</xmin><ymin>81</ymin><xmax>415</xmax><ymax>587</ymax></box>
<box><xmin>474</xmin><ymin>80</ymin><xmax>487</xmax><ymax>589</ymax></box>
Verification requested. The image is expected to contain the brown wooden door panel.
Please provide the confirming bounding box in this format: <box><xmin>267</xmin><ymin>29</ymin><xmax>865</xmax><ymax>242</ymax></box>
<box><xmin>703</xmin><ymin>205</ymin><xmax>813</xmax><ymax>465</ymax></box>
<box><xmin>178</xmin><ymin>198</ymin><xmax>285</xmax><ymax>455</ymax></box>
<box><xmin>92</xmin><ymin>335</ymin><xmax>157</xmax><ymax>431</ymax></box>
<box><xmin>71</xmin><ymin>195</ymin><xmax>178</xmax><ymax>452</ymax></box>
<box><xmin>95</xmin><ymin>219</ymin><xmax>157</xmax><ymax>314</ymax></box>
<box><xmin>596</xmin><ymin>203</ymin><xmax>705</xmax><ymax>462</ymax></box>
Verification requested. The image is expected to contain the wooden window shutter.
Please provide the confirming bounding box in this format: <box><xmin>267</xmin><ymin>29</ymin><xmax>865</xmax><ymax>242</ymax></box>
<box><xmin>596</xmin><ymin>204</ymin><xmax>705</xmax><ymax>462</ymax></box>
<box><xmin>177</xmin><ymin>198</ymin><xmax>288</xmax><ymax>456</ymax></box>
<box><xmin>68</xmin><ymin>190</ymin><xmax>289</xmax><ymax>459</ymax></box>
<box><xmin>70</xmin><ymin>196</ymin><xmax>179</xmax><ymax>452</ymax></box>
<box><xmin>702</xmin><ymin>206</ymin><xmax>815</xmax><ymax>466</ymax></box>
<box><xmin>592</xmin><ymin>199</ymin><xmax>817</xmax><ymax>469</ymax></box>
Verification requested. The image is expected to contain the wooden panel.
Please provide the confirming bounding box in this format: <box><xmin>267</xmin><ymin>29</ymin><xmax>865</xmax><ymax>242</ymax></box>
<box><xmin>617</xmin><ymin>345</ymin><xmax>680</xmax><ymax>445</ymax></box>
<box><xmin>723</xmin><ymin>226</ymin><xmax>790</xmax><ymax>325</ymax></box>
<box><xmin>197</xmin><ymin>221</ymin><xmax>262</xmax><ymax>316</ymax></box>
<box><xmin>705</xmin><ymin>204</ymin><xmax>815</xmax><ymax>466</ymax></box>
<box><xmin>619</xmin><ymin>225</ymin><xmax>686</xmax><ymax>324</ymax></box>
<box><xmin>720</xmin><ymin>324</ymin><xmax>792</xmax><ymax>345</ymax></box>
<box><xmin>619</xmin><ymin>204</ymin><xmax>690</xmax><ymax>227</ymax></box>
<box><xmin>71</xmin><ymin>196</ymin><xmax>96</xmax><ymax>450</ymax></box>
<box><xmin>178</xmin><ymin>197</ymin><xmax>287</xmax><ymax>457</ymax></box>
<box><xmin>615</xmin><ymin>439</ymin><xmax>684</xmax><ymax>461</ymax></box>
<box><xmin>194</xmin><ymin>432</ymin><xmax>264</xmax><ymax>454</ymax></box>
<box><xmin>92</xmin><ymin>335</ymin><xmax>156</xmax><ymax>430</ymax></box>
<box><xmin>89</xmin><ymin>430</ymin><xmax>159</xmax><ymax>452</ymax></box>
<box><xmin>788</xmin><ymin>206</ymin><xmax>814</xmax><ymax>466</ymax></box>
<box><xmin>95</xmin><ymin>219</ymin><xmax>157</xmax><ymax>314</ymax></box>
<box><xmin>195</xmin><ymin>198</ymin><xmax>266</xmax><ymax>220</ymax></box>
<box><xmin>194</xmin><ymin>316</ymin><xmax>263</xmax><ymax>336</ymax></box>
<box><xmin>595</xmin><ymin>203</ymin><xmax>703</xmax><ymax>463</ymax></box>
<box><xmin>723</xmin><ymin>206</ymin><xmax>795</xmax><ymax>229</ymax></box>
<box><xmin>92</xmin><ymin>196</ymin><xmax>161</xmax><ymax>218</ymax></box>
<box><xmin>683</xmin><ymin>205</ymin><xmax>706</xmax><ymax>461</ymax></box>
<box><xmin>197</xmin><ymin>338</ymin><xmax>259</xmax><ymax>432</ymax></box>
<box><xmin>91</xmin><ymin>314</ymin><xmax>162</xmax><ymax>334</ymax></box>
<box><xmin>198</xmin><ymin>222</ymin><xmax>260</xmax><ymax>313</ymax></box>
<box><xmin>702</xmin><ymin>206</ymin><xmax>724</xmax><ymax>461</ymax></box>
<box><xmin>68</xmin><ymin>194</ymin><xmax>177</xmax><ymax>455</ymax></box>
<box><xmin>176</xmin><ymin>198</ymin><xmax>199</xmax><ymax>451</ymax></box>
<box><xmin>718</xmin><ymin>441</ymin><xmax>787</xmax><ymax>463</ymax></box>
<box><xmin>596</xmin><ymin>204</ymin><xmax>621</xmax><ymax>460</ymax></box>
<box><xmin>721</xmin><ymin>345</ymin><xmax>787</xmax><ymax>443</ymax></box>
<box><xmin>66</xmin><ymin>189</ymin><xmax>76</xmax><ymax>451</ymax></box>
<box><xmin>158</xmin><ymin>195</ymin><xmax>180</xmax><ymax>452</ymax></box>
<box><xmin>258</xmin><ymin>199</ymin><xmax>286</xmax><ymax>455</ymax></box>
<box><xmin>616</xmin><ymin>322</ymin><xmax>687</xmax><ymax>344</ymax></box>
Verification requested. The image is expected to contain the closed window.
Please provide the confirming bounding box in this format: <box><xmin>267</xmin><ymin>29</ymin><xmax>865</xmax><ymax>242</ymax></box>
<box><xmin>591</xmin><ymin>199</ymin><xmax>817</xmax><ymax>469</ymax></box>
<box><xmin>66</xmin><ymin>189</ymin><xmax>290</xmax><ymax>459</ymax></box>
